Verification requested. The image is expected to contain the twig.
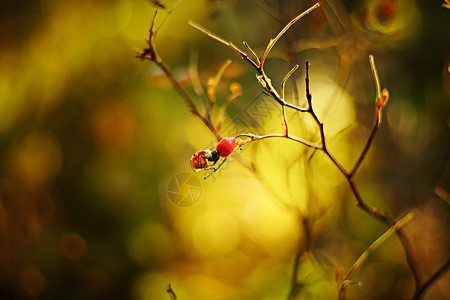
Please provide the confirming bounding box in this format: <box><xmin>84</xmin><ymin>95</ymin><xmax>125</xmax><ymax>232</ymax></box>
<box><xmin>188</xmin><ymin>50</ymin><xmax>206</xmax><ymax>102</ymax></box>
<box><xmin>288</xmin><ymin>215</ymin><xmax>312</xmax><ymax>300</ymax></box>
<box><xmin>155</xmin><ymin>0</ymin><xmax>185</xmax><ymax>35</ymax></box>
<box><xmin>338</xmin><ymin>213</ymin><xmax>414</xmax><ymax>299</ymax></box>
<box><xmin>206</xmin><ymin>59</ymin><xmax>232</xmax><ymax>116</ymax></box>
<box><xmin>349</xmin><ymin>125</ymin><xmax>378</xmax><ymax>178</ymax></box>
<box><xmin>259</xmin><ymin>3</ymin><xmax>320</xmax><ymax>68</ymax></box>
<box><xmin>304</xmin><ymin>60</ymin><xmax>326</xmax><ymax>150</ymax></box>
<box><xmin>138</xmin><ymin>12</ymin><xmax>220</xmax><ymax>140</ymax></box>
<box><xmin>412</xmin><ymin>257</ymin><xmax>450</xmax><ymax>300</ymax></box>
<box><xmin>369</xmin><ymin>55</ymin><xmax>381</xmax><ymax>99</ymax></box>
<box><xmin>167</xmin><ymin>283</ymin><xmax>177</xmax><ymax>300</ymax></box>
<box><xmin>281</xmin><ymin>64</ymin><xmax>299</xmax><ymax>136</ymax></box>
<box><xmin>350</xmin><ymin>55</ymin><xmax>382</xmax><ymax>177</ymax></box>
<box><xmin>235</xmin><ymin>133</ymin><xmax>321</xmax><ymax>150</ymax></box>
<box><xmin>189</xmin><ymin>4</ymin><xmax>318</xmax><ymax>114</ymax></box>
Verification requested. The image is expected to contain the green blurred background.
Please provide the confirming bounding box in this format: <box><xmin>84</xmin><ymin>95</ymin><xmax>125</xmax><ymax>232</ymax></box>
<box><xmin>0</xmin><ymin>0</ymin><xmax>449</xmax><ymax>299</ymax></box>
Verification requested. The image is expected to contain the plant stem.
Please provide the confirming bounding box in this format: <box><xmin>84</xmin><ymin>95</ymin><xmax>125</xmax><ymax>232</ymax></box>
<box><xmin>412</xmin><ymin>257</ymin><xmax>450</xmax><ymax>300</ymax></box>
<box><xmin>350</xmin><ymin>125</ymin><xmax>378</xmax><ymax>178</ymax></box>
<box><xmin>338</xmin><ymin>213</ymin><xmax>414</xmax><ymax>299</ymax></box>
<box><xmin>157</xmin><ymin>62</ymin><xmax>219</xmax><ymax>139</ymax></box>
<box><xmin>167</xmin><ymin>283</ymin><xmax>177</xmax><ymax>300</ymax></box>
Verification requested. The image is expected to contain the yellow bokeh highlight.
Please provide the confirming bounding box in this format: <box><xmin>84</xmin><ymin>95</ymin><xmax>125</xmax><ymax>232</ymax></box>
<box><xmin>242</xmin><ymin>191</ymin><xmax>300</xmax><ymax>258</ymax></box>
<box><xmin>192</xmin><ymin>210</ymin><xmax>240</xmax><ymax>256</ymax></box>
<box><xmin>0</xmin><ymin>0</ymin><xmax>208</xmax><ymax>132</ymax></box>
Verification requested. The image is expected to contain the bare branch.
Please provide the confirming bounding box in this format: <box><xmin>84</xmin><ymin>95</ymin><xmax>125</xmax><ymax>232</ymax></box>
<box><xmin>235</xmin><ymin>133</ymin><xmax>321</xmax><ymax>150</ymax></box>
<box><xmin>166</xmin><ymin>283</ymin><xmax>177</xmax><ymax>300</ymax></box>
<box><xmin>413</xmin><ymin>257</ymin><xmax>450</xmax><ymax>299</ymax></box>
<box><xmin>280</xmin><ymin>64</ymin><xmax>298</xmax><ymax>136</ymax></box>
<box><xmin>339</xmin><ymin>213</ymin><xmax>414</xmax><ymax>299</ymax></box>
<box><xmin>281</xmin><ymin>64</ymin><xmax>299</xmax><ymax>99</ymax></box>
<box><xmin>260</xmin><ymin>3</ymin><xmax>320</xmax><ymax>68</ymax></box>
<box><xmin>244</xmin><ymin>41</ymin><xmax>261</xmax><ymax>65</ymax></box>
<box><xmin>369</xmin><ymin>55</ymin><xmax>381</xmax><ymax>99</ymax></box>
<box><xmin>350</xmin><ymin>55</ymin><xmax>389</xmax><ymax>177</ymax></box>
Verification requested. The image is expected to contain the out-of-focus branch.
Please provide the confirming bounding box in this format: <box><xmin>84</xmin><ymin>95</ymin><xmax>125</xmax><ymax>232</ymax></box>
<box><xmin>138</xmin><ymin>11</ymin><xmax>220</xmax><ymax>140</ymax></box>
<box><xmin>338</xmin><ymin>213</ymin><xmax>414</xmax><ymax>299</ymax></box>
<box><xmin>412</xmin><ymin>257</ymin><xmax>450</xmax><ymax>300</ymax></box>
<box><xmin>166</xmin><ymin>283</ymin><xmax>177</xmax><ymax>300</ymax></box>
<box><xmin>350</xmin><ymin>55</ymin><xmax>389</xmax><ymax>178</ymax></box>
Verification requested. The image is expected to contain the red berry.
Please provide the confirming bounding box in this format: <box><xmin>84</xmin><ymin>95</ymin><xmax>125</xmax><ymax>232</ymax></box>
<box><xmin>216</xmin><ymin>138</ymin><xmax>236</xmax><ymax>157</ymax></box>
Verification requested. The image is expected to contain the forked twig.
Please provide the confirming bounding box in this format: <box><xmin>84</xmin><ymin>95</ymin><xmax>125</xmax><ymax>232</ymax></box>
<box><xmin>259</xmin><ymin>3</ymin><xmax>320</xmax><ymax>68</ymax></box>
<box><xmin>138</xmin><ymin>11</ymin><xmax>219</xmax><ymax>139</ymax></box>
<box><xmin>189</xmin><ymin>3</ymin><xmax>319</xmax><ymax>114</ymax></box>
<box><xmin>166</xmin><ymin>283</ymin><xmax>177</xmax><ymax>300</ymax></box>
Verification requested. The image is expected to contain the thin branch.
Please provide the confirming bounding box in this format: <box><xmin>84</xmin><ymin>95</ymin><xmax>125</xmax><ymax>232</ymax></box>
<box><xmin>338</xmin><ymin>213</ymin><xmax>414</xmax><ymax>299</ymax></box>
<box><xmin>188</xmin><ymin>22</ymin><xmax>232</xmax><ymax>48</ymax></box>
<box><xmin>244</xmin><ymin>41</ymin><xmax>261</xmax><ymax>65</ymax></box>
<box><xmin>349</xmin><ymin>126</ymin><xmax>378</xmax><ymax>178</ymax></box>
<box><xmin>207</xmin><ymin>59</ymin><xmax>232</xmax><ymax>116</ymax></box>
<box><xmin>281</xmin><ymin>65</ymin><xmax>298</xmax><ymax>136</ymax></box>
<box><xmin>412</xmin><ymin>257</ymin><xmax>450</xmax><ymax>299</ymax></box>
<box><xmin>346</xmin><ymin>177</ymin><xmax>421</xmax><ymax>293</ymax></box>
<box><xmin>260</xmin><ymin>3</ymin><xmax>320</xmax><ymax>68</ymax></box>
<box><xmin>138</xmin><ymin>13</ymin><xmax>220</xmax><ymax>140</ymax></box>
<box><xmin>305</xmin><ymin>60</ymin><xmax>326</xmax><ymax>150</ymax></box>
<box><xmin>155</xmin><ymin>0</ymin><xmax>185</xmax><ymax>35</ymax></box>
<box><xmin>215</xmin><ymin>84</ymin><xmax>242</xmax><ymax>133</ymax></box>
<box><xmin>189</xmin><ymin>14</ymin><xmax>312</xmax><ymax>114</ymax></box>
<box><xmin>369</xmin><ymin>55</ymin><xmax>381</xmax><ymax>99</ymax></box>
<box><xmin>235</xmin><ymin>133</ymin><xmax>321</xmax><ymax>150</ymax></box>
<box><xmin>303</xmin><ymin>58</ymin><xmax>420</xmax><ymax>295</ymax></box>
<box><xmin>167</xmin><ymin>283</ymin><xmax>177</xmax><ymax>300</ymax></box>
<box><xmin>188</xmin><ymin>21</ymin><xmax>260</xmax><ymax>69</ymax></box>
<box><xmin>157</xmin><ymin>61</ymin><xmax>216</xmax><ymax>135</ymax></box>
<box><xmin>188</xmin><ymin>50</ymin><xmax>206</xmax><ymax>101</ymax></box>
<box><xmin>350</xmin><ymin>55</ymin><xmax>385</xmax><ymax>178</ymax></box>
<box><xmin>288</xmin><ymin>215</ymin><xmax>312</xmax><ymax>300</ymax></box>
<box><xmin>253</xmin><ymin>0</ymin><xmax>282</xmax><ymax>21</ymax></box>
<box><xmin>281</xmin><ymin>64</ymin><xmax>299</xmax><ymax>99</ymax></box>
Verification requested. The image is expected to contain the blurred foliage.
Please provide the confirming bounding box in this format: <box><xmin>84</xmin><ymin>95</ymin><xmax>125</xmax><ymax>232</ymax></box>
<box><xmin>0</xmin><ymin>0</ymin><xmax>449</xmax><ymax>299</ymax></box>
